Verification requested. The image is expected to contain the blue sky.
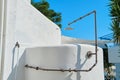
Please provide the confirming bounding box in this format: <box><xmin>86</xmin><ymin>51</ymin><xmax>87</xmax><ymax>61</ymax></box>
<box><xmin>34</xmin><ymin>0</ymin><xmax>112</xmax><ymax>40</ymax></box>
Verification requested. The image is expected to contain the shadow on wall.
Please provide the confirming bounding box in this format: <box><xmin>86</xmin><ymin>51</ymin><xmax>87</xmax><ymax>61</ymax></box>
<box><xmin>75</xmin><ymin>44</ymin><xmax>88</xmax><ymax>80</ymax></box>
<box><xmin>76</xmin><ymin>45</ymin><xmax>81</xmax><ymax>80</ymax></box>
<box><xmin>7</xmin><ymin>44</ymin><xmax>91</xmax><ymax>80</ymax></box>
<box><xmin>7</xmin><ymin>51</ymin><xmax>26</xmax><ymax>80</ymax></box>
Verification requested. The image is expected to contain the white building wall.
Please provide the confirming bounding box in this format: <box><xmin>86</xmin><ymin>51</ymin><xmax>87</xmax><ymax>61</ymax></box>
<box><xmin>0</xmin><ymin>0</ymin><xmax>105</xmax><ymax>80</ymax></box>
<box><xmin>61</xmin><ymin>36</ymin><xmax>104</xmax><ymax>80</ymax></box>
<box><xmin>1</xmin><ymin>0</ymin><xmax>61</xmax><ymax>80</ymax></box>
<box><xmin>15</xmin><ymin>0</ymin><xmax>61</xmax><ymax>46</ymax></box>
<box><xmin>0</xmin><ymin>0</ymin><xmax>4</xmax><ymax>78</ymax></box>
<box><xmin>24</xmin><ymin>44</ymin><xmax>104</xmax><ymax>80</ymax></box>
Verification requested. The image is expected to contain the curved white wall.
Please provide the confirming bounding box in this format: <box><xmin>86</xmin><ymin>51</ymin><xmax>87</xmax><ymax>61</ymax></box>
<box><xmin>24</xmin><ymin>44</ymin><xmax>104</xmax><ymax>80</ymax></box>
<box><xmin>25</xmin><ymin>44</ymin><xmax>77</xmax><ymax>80</ymax></box>
<box><xmin>0</xmin><ymin>0</ymin><xmax>105</xmax><ymax>80</ymax></box>
<box><xmin>0</xmin><ymin>0</ymin><xmax>4</xmax><ymax>78</ymax></box>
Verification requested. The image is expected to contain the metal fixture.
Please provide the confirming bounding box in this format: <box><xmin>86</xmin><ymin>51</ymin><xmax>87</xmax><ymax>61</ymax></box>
<box><xmin>86</xmin><ymin>51</ymin><xmax>93</xmax><ymax>59</ymax></box>
<box><xmin>14</xmin><ymin>42</ymin><xmax>20</xmax><ymax>80</ymax></box>
<box><xmin>15</xmin><ymin>42</ymin><xmax>20</xmax><ymax>48</ymax></box>
<box><xmin>25</xmin><ymin>64</ymin><xmax>93</xmax><ymax>72</ymax></box>
<box><xmin>65</xmin><ymin>26</ymin><xmax>73</xmax><ymax>30</ymax></box>
<box><xmin>65</xmin><ymin>10</ymin><xmax>98</xmax><ymax>72</ymax></box>
<box><xmin>25</xmin><ymin>10</ymin><xmax>98</xmax><ymax>72</ymax></box>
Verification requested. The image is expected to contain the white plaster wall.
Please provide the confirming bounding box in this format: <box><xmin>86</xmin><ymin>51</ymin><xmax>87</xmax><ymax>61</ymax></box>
<box><xmin>0</xmin><ymin>0</ymin><xmax>3</xmax><ymax>29</ymax></box>
<box><xmin>2</xmin><ymin>0</ymin><xmax>17</xmax><ymax>79</ymax></box>
<box><xmin>0</xmin><ymin>0</ymin><xmax>4</xmax><ymax>78</ymax></box>
<box><xmin>25</xmin><ymin>44</ymin><xmax>104</xmax><ymax>80</ymax></box>
<box><xmin>61</xmin><ymin>36</ymin><xmax>105</xmax><ymax>80</ymax></box>
<box><xmin>77</xmin><ymin>44</ymin><xmax>104</xmax><ymax>80</ymax></box>
<box><xmin>2</xmin><ymin>0</ymin><xmax>61</xmax><ymax>80</ymax></box>
<box><xmin>25</xmin><ymin>44</ymin><xmax>77</xmax><ymax>80</ymax></box>
<box><xmin>15</xmin><ymin>0</ymin><xmax>61</xmax><ymax>46</ymax></box>
<box><xmin>26</xmin><ymin>0</ymin><xmax>31</xmax><ymax>3</ymax></box>
<box><xmin>1</xmin><ymin>0</ymin><xmax>104</xmax><ymax>80</ymax></box>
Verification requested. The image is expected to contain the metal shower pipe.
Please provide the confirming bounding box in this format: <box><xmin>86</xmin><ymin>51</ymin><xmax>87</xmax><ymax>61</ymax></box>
<box><xmin>25</xmin><ymin>10</ymin><xmax>98</xmax><ymax>72</ymax></box>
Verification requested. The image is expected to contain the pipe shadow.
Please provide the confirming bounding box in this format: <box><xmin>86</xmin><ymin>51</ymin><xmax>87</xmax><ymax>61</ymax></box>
<box><xmin>8</xmin><ymin>51</ymin><xmax>26</xmax><ymax>80</ymax></box>
<box><xmin>12</xmin><ymin>46</ymin><xmax>16</xmax><ymax>70</ymax></box>
<box><xmin>75</xmin><ymin>44</ymin><xmax>88</xmax><ymax>80</ymax></box>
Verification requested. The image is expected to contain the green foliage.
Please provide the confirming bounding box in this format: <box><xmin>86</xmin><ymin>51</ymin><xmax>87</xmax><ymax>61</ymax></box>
<box><xmin>31</xmin><ymin>0</ymin><xmax>62</xmax><ymax>28</ymax></box>
<box><xmin>109</xmin><ymin>0</ymin><xmax>120</xmax><ymax>44</ymax></box>
<box><xmin>109</xmin><ymin>0</ymin><xmax>120</xmax><ymax>21</ymax></box>
<box><xmin>111</xmin><ymin>20</ymin><xmax>120</xmax><ymax>43</ymax></box>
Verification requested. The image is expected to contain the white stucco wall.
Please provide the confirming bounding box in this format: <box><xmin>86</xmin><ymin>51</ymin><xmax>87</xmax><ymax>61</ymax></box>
<box><xmin>0</xmin><ymin>0</ymin><xmax>105</xmax><ymax>80</ymax></box>
<box><xmin>61</xmin><ymin>36</ymin><xmax>105</xmax><ymax>80</ymax></box>
<box><xmin>24</xmin><ymin>44</ymin><xmax>104</xmax><ymax>80</ymax></box>
<box><xmin>1</xmin><ymin>0</ymin><xmax>61</xmax><ymax>80</ymax></box>
<box><xmin>0</xmin><ymin>0</ymin><xmax>4</xmax><ymax>78</ymax></box>
<box><xmin>15</xmin><ymin>0</ymin><xmax>61</xmax><ymax>46</ymax></box>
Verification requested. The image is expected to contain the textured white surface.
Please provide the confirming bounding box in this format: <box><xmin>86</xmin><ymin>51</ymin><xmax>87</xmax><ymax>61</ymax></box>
<box><xmin>2</xmin><ymin>0</ymin><xmax>61</xmax><ymax>80</ymax></box>
<box><xmin>15</xmin><ymin>0</ymin><xmax>61</xmax><ymax>46</ymax></box>
<box><xmin>77</xmin><ymin>44</ymin><xmax>104</xmax><ymax>80</ymax></box>
<box><xmin>0</xmin><ymin>0</ymin><xmax>4</xmax><ymax>78</ymax></box>
<box><xmin>0</xmin><ymin>0</ymin><xmax>105</xmax><ymax>80</ymax></box>
<box><xmin>25</xmin><ymin>44</ymin><xmax>77</xmax><ymax>80</ymax></box>
<box><xmin>26</xmin><ymin>44</ymin><xmax>77</xmax><ymax>69</ymax></box>
<box><xmin>25</xmin><ymin>44</ymin><xmax>104</xmax><ymax>80</ymax></box>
